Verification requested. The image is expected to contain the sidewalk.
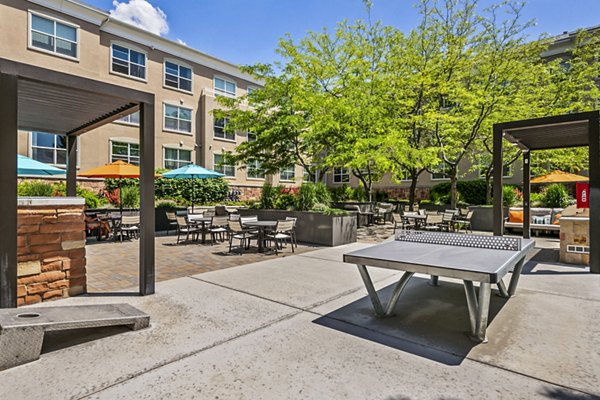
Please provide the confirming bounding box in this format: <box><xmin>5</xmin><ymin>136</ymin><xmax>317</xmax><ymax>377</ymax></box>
<box><xmin>1</xmin><ymin>242</ymin><xmax>598</xmax><ymax>399</ymax></box>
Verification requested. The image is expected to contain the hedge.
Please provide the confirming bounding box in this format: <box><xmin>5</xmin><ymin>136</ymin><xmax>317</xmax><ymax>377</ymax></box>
<box><xmin>429</xmin><ymin>180</ymin><xmax>488</xmax><ymax>206</ymax></box>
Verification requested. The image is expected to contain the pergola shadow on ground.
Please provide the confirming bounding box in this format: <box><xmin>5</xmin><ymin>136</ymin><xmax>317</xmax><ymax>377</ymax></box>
<box><xmin>0</xmin><ymin>58</ymin><xmax>156</xmax><ymax>308</ymax></box>
<box><xmin>492</xmin><ymin>111</ymin><xmax>599</xmax><ymax>274</ymax></box>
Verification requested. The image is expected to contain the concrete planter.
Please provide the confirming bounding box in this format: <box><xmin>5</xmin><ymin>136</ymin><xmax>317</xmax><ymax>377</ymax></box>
<box><xmin>468</xmin><ymin>206</ymin><xmax>509</xmax><ymax>232</ymax></box>
<box><xmin>155</xmin><ymin>207</ymin><xmax>187</xmax><ymax>232</ymax></box>
<box><xmin>238</xmin><ymin>209</ymin><xmax>357</xmax><ymax>246</ymax></box>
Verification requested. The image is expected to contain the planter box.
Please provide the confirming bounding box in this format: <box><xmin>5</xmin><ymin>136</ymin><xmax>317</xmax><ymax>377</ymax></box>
<box><xmin>238</xmin><ymin>209</ymin><xmax>356</xmax><ymax>247</ymax></box>
<box><xmin>155</xmin><ymin>207</ymin><xmax>187</xmax><ymax>232</ymax></box>
<box><xmin>468</xmin><ymin>206</ymin><xmax>510</xmax><ymax>232</ymax></box>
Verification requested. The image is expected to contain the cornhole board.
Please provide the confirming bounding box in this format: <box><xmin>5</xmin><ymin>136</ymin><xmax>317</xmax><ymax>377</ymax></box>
<box><xmin>0</xmin><ymin>303</ymin><xmax>149</xmax><ymax>370</ymax></box>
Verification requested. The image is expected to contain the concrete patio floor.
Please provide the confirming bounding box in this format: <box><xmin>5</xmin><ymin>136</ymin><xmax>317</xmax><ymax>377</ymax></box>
<box><xmin>2</xmin><ymin>239</ymin><xmax>599</xmax><ymax>399</ymax></box>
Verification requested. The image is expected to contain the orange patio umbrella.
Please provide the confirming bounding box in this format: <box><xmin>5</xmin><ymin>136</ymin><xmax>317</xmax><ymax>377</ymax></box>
<box><xmin>531</xmin><ymin>170</ymin><xmax>589</xmax><ymax>184</ymax></box>
<box><xmin>78</xmin><ymin>160</ymin><xmax>141</xmax><ymax>213</ymax></box>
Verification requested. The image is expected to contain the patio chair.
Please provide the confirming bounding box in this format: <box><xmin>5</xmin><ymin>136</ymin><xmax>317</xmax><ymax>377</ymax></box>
<box><xmin>209</xmin><ymin>216</ymin><xmax>229</xmax><ymax>244</ymax></box>
<box><xmin>285</xmin><ymin>216</ymin><xmax>298</xmax><ymax>249</ymax></box>
<box><xmin>400</xmin><ymin>211</ymin><xmax>418</xmax><ymax>230</ymax></box>
<box><xmin>392</xmin><ymin>213</ymin><xmax>404</xmax><ymax>233</ymax></box>
<box><xmin>456</xmin><ymin>210</ymin><xmax>474</xmax><ymax>233</ymax></box>
<box><xmin>229</xmin><ymin>213</ymin><xmax>240</xmax><ymax>221</ymax></box>
<box><xmin>227</xmin><ymin>220</ymin><xmax>256</xmax><ymax>255</ymax></box>
<box><xmin>423</xmin><ymin>213</ymin><xmax>443</xmax><ymax>231</ymax></box>
<box><xmin>440</xmin><ymin>211</ymin><xmax>457</xmax><ymax>232</ymax></box>
<box><xmin>165</xmin><ymin>211</ymin><xmax>177</xmax><ymax>235</ymax></box>
<box><xmin>115</xmin><ymin>215</ymin><xmax>140</xmax><ymax>242</ymax></box>
<box><xmin>176</xmin><ymin>216</ymin><xmax>200</xmax><ymax>244</ymax></box>
<box><xmin>418</xmin><ymin>209</ymin><xmax>427</xmax><ymax>216</ymax></box>
<box><xmin>240</xmin><ymin>215</ymin><xmax>259</xmax><ymax>234</ymax></box>
<box><xmin>374</xmin><ymin>203</ymin><xmax>394</xmax><ymax>224</ymax></box>
<box><xmin>265</xmin><ymin>220</ymin><xmax>295</xmax><ymax>255</ymax></box>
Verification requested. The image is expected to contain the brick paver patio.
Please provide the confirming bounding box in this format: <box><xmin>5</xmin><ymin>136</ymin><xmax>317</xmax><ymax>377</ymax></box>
<box><xmin>86</xmin><ymin>232</ymin><xmax>321</xmax><ymax>292</ymax></box>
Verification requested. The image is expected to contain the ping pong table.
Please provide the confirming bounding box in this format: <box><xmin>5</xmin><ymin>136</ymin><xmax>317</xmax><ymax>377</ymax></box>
<box><xmin>343</xmin><ymin>230</ymin><xmax>534</xmax><ymax>342</ymax></box>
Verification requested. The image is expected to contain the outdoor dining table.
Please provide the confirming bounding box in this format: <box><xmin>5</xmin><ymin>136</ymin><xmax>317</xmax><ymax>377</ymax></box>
<box><xmin>402</xmin><ymin>214</ymin><xmax>427</xmax><ymax>229</ymax></box>
<box><xmin>187</xmin><ymin>215</ymin><xmax>213</xmax><ymax>244</ymax></box>
<box><xmin>243</xmin><ymin>221</ymin><xmax>277</xmax><ymax>253</ymax></box>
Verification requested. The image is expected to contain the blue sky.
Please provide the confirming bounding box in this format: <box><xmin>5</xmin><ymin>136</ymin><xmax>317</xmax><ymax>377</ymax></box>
<box><xmin>84</xmin><ymin>0</ymin><xmax>599</xmax><ymax>66</ymax></box>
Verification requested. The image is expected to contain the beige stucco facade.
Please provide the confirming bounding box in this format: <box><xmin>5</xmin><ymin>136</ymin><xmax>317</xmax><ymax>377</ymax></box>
<box><xmin>3</xmin><ymin>0</ymin><xmax>305</xmax><ymax>191</ymax></box>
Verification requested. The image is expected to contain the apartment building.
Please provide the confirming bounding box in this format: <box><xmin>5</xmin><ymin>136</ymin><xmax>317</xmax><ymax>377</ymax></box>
<box><xmin>3</xmin><ymin>0</ymin><xmax>304</xmax><ymax>197</ymax></box>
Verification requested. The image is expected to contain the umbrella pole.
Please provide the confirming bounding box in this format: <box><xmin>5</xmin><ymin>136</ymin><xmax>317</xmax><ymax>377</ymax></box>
<box><xmin>192</xmin><ymin>179</ymin><xmax>195</xmax><ymax>213</ymax></box>
<box><xmin>119</xmin><ymin>178</ymin><xmax>123</xmax><ymax>216</ymax></box>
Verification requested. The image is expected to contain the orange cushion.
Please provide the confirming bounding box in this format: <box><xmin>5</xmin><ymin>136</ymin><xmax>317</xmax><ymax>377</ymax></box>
<box><xmin>553</xmin><ymin>213</ymin><xmax>561</xmax><ymax>225</ymax></box>
<box><xmin>508</xmin><ymin>210</ymin><xmax>524</xmax><ymax>223</ymax></box>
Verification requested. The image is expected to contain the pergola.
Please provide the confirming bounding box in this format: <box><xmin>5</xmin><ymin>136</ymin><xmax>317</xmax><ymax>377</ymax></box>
<box><xmin>0</xmin><ymin>58</ymin><xmax>156</xmax><ymax>308</ymax></box>
<box><xmin>492</xmin><ymin>110</ymin><xmax>600</xmax><ymax>274</ymax></box>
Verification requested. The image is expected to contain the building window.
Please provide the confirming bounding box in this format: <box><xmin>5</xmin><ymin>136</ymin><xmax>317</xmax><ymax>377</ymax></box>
<box><xmin>247</xmin><ymin>87</ymin><xmax>257</xmax><ymax>96</ymax></box>
<box><xmin>29</xmin><ymin>12</ymin><xmax>78</xmax><ymax>59</ymax></box>
<box><xmin>164</xmin><ymin>148</ymin><xmax>192</xmax><ymax>170</ymax></box>
<box><xmin>164</xmin><ymin>104</ymin><xmax>192</xmax><ymax>134</ymax></box>
<box><xmin>214</xmin><ymin>77</ymin><xmax>236</xmax><ymax>97</ymax></box>
<box><xmin>111</xmin><ymin>141</ymin><xmax>139</xmax><ymax>165</ymax></box>
<box><xmin>164</xmin><ymin>61</ymin><xmax>192</xmax><ymax>92</ymax></box>
<box><xmin>111</xmin><ymin>43</ymin><xmax>146</xmax><ymax>80</ymax></box>
<box><xmin>333</xmin><ymin>167</ymin><xmax>350</xmax><ymax>183</ymax></box>
<box><xmin>214</xmin><ymin>154</ymin><xmax>235</xmax><ymax>177</ymax></box>
<box><xmin>280</xmin><ymin>165</ymin><xmax>295</xmax><ymax>181</ymax></box>
<box><xmin>115</xmin><ymin>111</ymin><xmax>140</xmax><ymax>126</ymax></box>
<box><xmin>247</xmin><ymin>160</ymin><xmax>265</xmax><ymax>179</ymax></box>
<box><xmin>214</xmin><ymin>117</ymin><xmax>235</xmax><ymax>141</ymax></box>
<box><xmin>431</xmin><ymin>163</ymin><xmax>450</xmax><ymax>180</ymax></box>
<box><xmin>247</xmin><ymin>132</ymin><xmax>257</xmax><ymax>142</ymax></box>
<box><xmin>31</xmin><ymin>132</ymin><xmax>67</xmax><ymax>166</ymax></box>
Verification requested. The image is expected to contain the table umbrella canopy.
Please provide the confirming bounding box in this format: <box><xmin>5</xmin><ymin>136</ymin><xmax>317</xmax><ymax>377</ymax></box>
<box><xmin>17</xmin><ymin>155</ymin><xmax>65</xmax><ymax>176</ymax></box>
<box><xmin>77</xmin><ymin>160</ymin><xmax>140</xmax><ymax>179</ymax></box>
<box><xmin>161</xmin><ymin>164</ymin><xmax>225</xmax><ymax>179</ymax></box>
<box><xmin>531</xmin><ymin>170</ymin><xmax>589</xmax><ymax>184</ymax></box>
<box><xmin>161</xmin><ymin>164</ymin><xmax>224</xmax><ymax>212</ymax></box>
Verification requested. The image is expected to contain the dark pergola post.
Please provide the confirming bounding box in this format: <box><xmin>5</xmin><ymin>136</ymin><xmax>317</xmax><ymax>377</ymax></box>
<box><xmin>492</xmin><ymin>124</ymin><xmax>504</xmax><ymax>236</ymax></box>
<box><xmin>522</xmin><ymin>151</ymin><xmax>531</xmax><ymax>239</ymax></box>
<box><xmin>139</xmin><ymin>101</ymin><xmax>155</xmax><ymax>295</ymax></box>
<box><xmin>66</xmin><ymin>135</ymin><xmax>77</xmax><ymax>197</ymax></box>
<box><xmin>589</xmin><ymin>113</ymin><xmax>600</xmax><ymax>274</ymax></box>
<box><xmin>0</xmin><ymin>73</ymin><xmax>18</xmax><ymax>308</ymax></box>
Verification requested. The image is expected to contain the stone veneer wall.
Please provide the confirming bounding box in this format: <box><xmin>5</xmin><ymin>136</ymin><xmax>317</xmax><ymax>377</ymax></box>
<box><xmin>559</xmin><ymin>217</ymin><xmax>590</xmax><ymax>265</ymax></box>
<box><xmin>17</xmin><ymin>197</ymin><xmax>87</xmax><ymax>306</ymax></box>
<box><xmin>378</xmin><ymin>187</ymin><xmax>431</xmax><ymax>201</ymax></box>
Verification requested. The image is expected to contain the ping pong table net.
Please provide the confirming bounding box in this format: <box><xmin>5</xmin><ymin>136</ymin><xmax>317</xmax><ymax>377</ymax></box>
<box><xmin>394</xmin><ymin>230</ymin><xmax>522</xmax><ymax>251</ymax></box>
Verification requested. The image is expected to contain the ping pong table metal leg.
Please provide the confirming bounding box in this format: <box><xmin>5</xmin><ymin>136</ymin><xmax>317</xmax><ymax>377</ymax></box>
<box><xmin>356</xmin><ymin>265</ymin><xmax>414</xmax><ymax>318</ymax></box>
<box><xmin>463</xmin><ymin>280</ymin><xmax>491</xmax><ymax>342</ymax></box>
<box><xmin>357</xmin><ymin>264</ymin><xmax>385</xmax><ymax>316</ymax></box>
<box><xmin>384</xmin><ymin>271</ymin><xmax>414</xmax><ymax>316</ymax></box>
<box><xmin>496</xmin><ymin>279</ymin><xmax>510</xmax><ymax>298</ymax></box>
<box><xmin>507</xmin><ymin>258</ymin><xmax>526</xmax><ymax>296</ymax></box>
<box><xmin>428</xmin><ymin>275</ymin><xmax>440</xmax><ymax>286</ymax></box>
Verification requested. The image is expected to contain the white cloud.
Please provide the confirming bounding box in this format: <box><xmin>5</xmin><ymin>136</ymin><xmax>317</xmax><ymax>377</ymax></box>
<box><xmin>110</xmin><ymin>0</ymin><xmax>169</xmax><ymax>36</ymax></box>
<box><xmin>176</xmin><ymin>38</ymin><xmax>187</xmax><ymax>46</ymax></box>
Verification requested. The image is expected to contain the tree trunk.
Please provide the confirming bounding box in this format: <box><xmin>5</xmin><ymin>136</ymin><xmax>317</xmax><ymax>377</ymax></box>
<box><xmin>485</xmin><ymin>169</ymin><xmax>493</xmax><ymax>205</ymax></box>
<box><xmin>408</xmin><ymin>176</ymin><xmax>418</xmax><ymax>211</ymax></box>
<box><xmin>450</xmin><ymin>165</ymin><xmax>458</xmax><ymax>209</ymax></box>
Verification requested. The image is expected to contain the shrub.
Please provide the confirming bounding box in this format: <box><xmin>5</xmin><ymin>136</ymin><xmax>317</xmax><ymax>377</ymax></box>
<box><xmin>313</xmin><ymin>182</ymin><xmax>332</xmax><ymax>206</ymax></box>
<box><xmin>52</xmin><ymin>182</ymin><xmax>106</xmax><ymax>208</ymax></box>
<box><xmin>274</xmin><ymin>193</ymin><xmax>296</xmax><ymax>210</ymax></box>
<box><xmin>374</xmin><ymin>190</ymin><xmax>389</xmax><ymax>202</ymax></box>
<box><xmin>154</xmin><ymin>177</ymin><xmax>229</xmax><ymax>204</ymax></box>
<box><xmin>542</xmin><ymin>184</ymin><xmax>571</xmax><ymax>208</ymax></box>
<box><xmin>259</xmin><ymin>183</ymin><xmax>279</xmax><ymax>209</ymax></box>
<box><xmin>350</xmin><ymin>186</ymin><xmax>367</xmax><ymax>201</ymax></box>
<box><xmin>155</xmin><ymin>199</ymin><xmax>179</xmax><ymax>209</ymax></box>
<box><xmin>430</xmin><ymin>180</ymin><xmax>488</xmax><ymax>205</ymax></box>
<box><xmin>121</xmin><ymin>185</ymin><xmax>140</xmax><ymax>208</ymax></box>
<box><xmin>503</xmin><ymin>186</ymin><xmax>518</xmax><ymax>207</ymax></box>
<box><xmin>296</xmin><ymin>183</ymin><xmax>318</xmax><ymax>211</ymax></box>
<box><xmin>329</xmin><ymin>184</ymin><xmax>353</xmax><ymax>202</ymax></box>
<box><xmin>17</xmin><ymin>181</ymin><xmax>54</xmax><ymax>197</ymax></box>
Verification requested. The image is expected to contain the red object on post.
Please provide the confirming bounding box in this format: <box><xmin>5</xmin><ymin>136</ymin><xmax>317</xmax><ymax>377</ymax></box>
<box><xmin>576</xmin><ymin>182</ymin><xmax>590</xmax><ymax>208</ymax></box>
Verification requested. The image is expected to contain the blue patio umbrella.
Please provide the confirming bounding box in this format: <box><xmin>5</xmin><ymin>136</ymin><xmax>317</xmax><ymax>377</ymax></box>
<box><xmin>17</xmin><ymin>154</ymin><xmax>66</xmax><ymax>176</ymax></box>
<box><xmin>161</xmin><ymin>164</ymin><xmax>225</xmax><ymax>212</ymax></box>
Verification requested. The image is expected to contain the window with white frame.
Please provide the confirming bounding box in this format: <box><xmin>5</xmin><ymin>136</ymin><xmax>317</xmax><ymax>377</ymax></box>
<box><xmin>164</xmin><ymin>104</ymin><xmax>192</xmax><ymax>134</ymax></box>
<box><xmin>111</xmin><ymin>141</ymin><xmax>139</xmax><ymax>165</ymax></box>
<box><xmin>31</xmin><ymin>132</ymin><xmax>68</xmax><ymax>166</ymax></box>
<box><xmin>333</xmin><ymin>167</ymin><xmax>350</xmax><ymax>183</ymax></box>
<box><xmin>29</xmin><ymin>12</ymin><xmax>78</xmax><ymax>59</ymax></box>
<box><xmin>431</xmin><ymin>162</ymin><xmax>450</xmax><ymax>180</ymax></box>
<box><xmin>164</xmin><ymin>61</ymin><xmax>192</xmax><ymax>92</ymax></box>
<box><xmin>247</xmin><ymin>87</ymin><xmax>257</xmax><ymax>96</ymax></box>
<box><xmin>214</xmin><ymin>117</ymin><xmax>235</xmax><ymax>141</ymax></box>
<box><xmin>247</xmin><ymin>160</ymin><xmax>265</xmax><ymax>179</ymax></box>
<box><xmin>115</xmin><ymin>111</ymin><xmax>140</xmax><ymax>126</ymax></box>
<box><xmin>163</xmin><ymin>148</ymin><xmax>192</xmax><ymax>170</ymax></box>
<box><xmin>111</xmin><ymin>43</ymin><xmax>146</xmax><ymax>80</ymax></box>
<box><xmin>214</xmin><ymin>77</ymin><xmax>236</xmax><ymax>97</ymax></box>
<box><xmin>247</xmin><ymin>132</ymin><xmax>257</xmax><ymax>142</ymax></box>
<box><xmin>214</xmin><ymin>154</ymin><xmax>235</xmax><ymax>177</ymax></box>
<box><xmin>280</xmin><ymin>165</ymin><xmax>295</xmax><ymax>181</ymax></box>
